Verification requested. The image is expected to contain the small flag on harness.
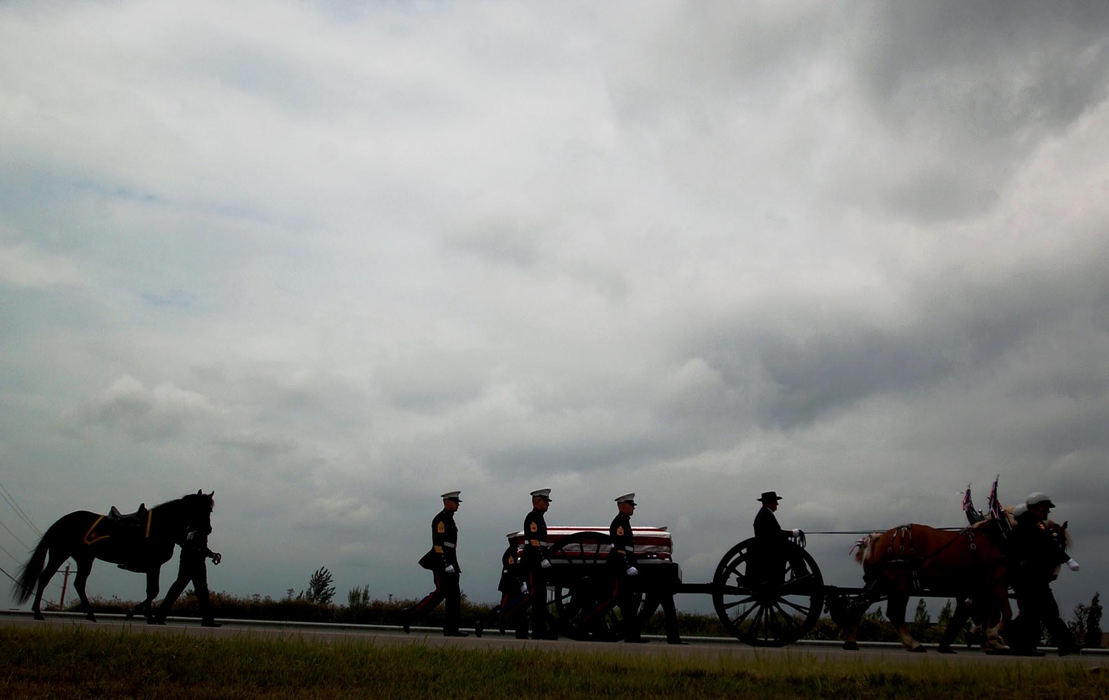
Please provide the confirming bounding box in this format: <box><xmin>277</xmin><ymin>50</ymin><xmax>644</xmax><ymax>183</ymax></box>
<box><xmin>962</xmin><ymin>484</ymin><xmax>983</xmax><ymax>524</ymax></box>
<box><xmin>986</xmin><ymin>476</ymin><xmax>1000</xmax><ymax>517</ymax></box>
<box><xmin>986</xmin><ymin>475</ymin><xmax>1010</xmax><ymax>534</ymax></box>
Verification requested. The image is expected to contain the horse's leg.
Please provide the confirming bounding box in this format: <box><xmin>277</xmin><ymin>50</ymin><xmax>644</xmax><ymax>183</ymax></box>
<box><xmin>887</xmin><ymin>593</ymin><xmax>923</xmax><ymax>651</ymax></box>
<box><xmin>72</xmin><ymin>556</ymin><xmax>97</xmax><ymax>622</ymax></box>
<box><xmin>993</xmin><ymin>594</ymin><xmax>1013</xmax><ymax>649</ymax></box>
<box><xmin>938</xmin><ymin>598</ymin><xmax>971</xmax><ymax>653</ymax></box>
<box><xmin>32</xmin><ymin>551</ymin><xmax>68</xmax><ymax>621</ymax></box>
<box><xmin>125</xmin><ymin>574</ymin><xmax>156</xmax><ymax>622</ymax></box>
<box><xmin>980</xmin><ymin>589</ymin><xmax>1010</xmax><ymax>652</ymax></box>
<box><xmin>142</xmin><ymin>568</ymin><xmax>160</xmax><ymax>623</ymax></box>
<box><xmin>840</xmin><ymin>615</ymin><xmax>860</xmax><ymax>651</ymax></box>
<box><xmin>832</xmin><ymin>592</ymin><xmax>870</xmax><ymax>651</ymax></box>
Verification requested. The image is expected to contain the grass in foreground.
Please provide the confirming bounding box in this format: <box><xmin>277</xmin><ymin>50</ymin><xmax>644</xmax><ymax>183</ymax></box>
<box><xmin>3</xmin><ymin>626</ymin><xmax>1104</xmax><ymax>699</ymax></box>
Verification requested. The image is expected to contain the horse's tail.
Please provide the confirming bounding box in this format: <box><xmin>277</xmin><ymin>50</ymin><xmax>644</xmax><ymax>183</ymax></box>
<box><xmin>850</xmin><ymin>534</ymin><xmax>879</xmax><ymax>566</ymax></box>
<box><xmin>12</xmin><ymin>531</ymin><xmax>52</xmax><ymax>604</ymax></box>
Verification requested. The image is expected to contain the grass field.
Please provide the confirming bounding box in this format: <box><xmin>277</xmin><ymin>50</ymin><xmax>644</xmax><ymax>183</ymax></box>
<box><xmin>3</xmin><ymin>625</ymin><xmax>1105</xmax><ymax>699</ymax></box>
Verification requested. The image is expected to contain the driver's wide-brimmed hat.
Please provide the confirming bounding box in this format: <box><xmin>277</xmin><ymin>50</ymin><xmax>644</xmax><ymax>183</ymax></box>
<box><xmin>758</xmin><ymin>491</ymin><xmax>782</xmax><ymax>503</ymax></box>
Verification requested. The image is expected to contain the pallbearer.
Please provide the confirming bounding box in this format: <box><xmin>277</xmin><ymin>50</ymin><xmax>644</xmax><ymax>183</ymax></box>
<box><xmin>505</xmin><ymin>488</ymin><xmax>556</xmax><ymax>639</ymax></box>
<box><xmin>609</xmin><ymin>492</ymin><xmax>645</xmax><ymax>643</ymax></box>
<box><xmin>403</xmin><ymin>490</ymin><xmax>467</xmax><ymax>636</ymax></box>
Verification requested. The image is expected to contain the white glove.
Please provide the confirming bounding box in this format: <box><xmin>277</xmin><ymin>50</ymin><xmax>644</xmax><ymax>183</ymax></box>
<box><xmin>520</xmin><ymin>582</ymin><xmax>529</xmax><ymax>594</ymax></box>
<box><xmin>626</xmin><ymin>566</ymin><xmax>639</xmax><ymax>577</ymax></box>
<box><xmin>1067</xmin><ymin>558</ymin><xmax>1080</xmax><ymax>572</ymax></box>
<box><xmin>540</xmin><ymin>559</ymin><xmax>552</xmax><ymax>569</ymax></box>
<box><xmin>792</xmin><ymin>529</ymin><xmax>801</xmax><ymax>537</ymax></box>
<box><xmin>445</xmin><ymin>565</ymin><xmax>456</xmax><ymax>574</ymax></box>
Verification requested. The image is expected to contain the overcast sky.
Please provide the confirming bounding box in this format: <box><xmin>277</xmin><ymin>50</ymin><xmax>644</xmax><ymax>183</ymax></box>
<box><xmin>2</xmin><ymin>1</ymin><xmax>1106</xmax><ymax>620</ymax></box>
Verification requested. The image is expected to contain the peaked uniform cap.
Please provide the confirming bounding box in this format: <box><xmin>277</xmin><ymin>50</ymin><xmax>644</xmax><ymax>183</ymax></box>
<box><xmin>615</xmin><ymin>492</ymin><xmax>636</xmax><ymax>505</ymax></box>
<box><xmin>441</xmin><ymin>490</ymin><xmax>462</xmax><ymax>502</ymax></box>
<box><xmin>1026</xmin><ymin>492</ymin><xmax>1055</xmax><ymax>508</ymax></box>
<box><xmin>530</xmin><ymin>488</ymin><xmax>552</xmax><ymax>501</ymax></box>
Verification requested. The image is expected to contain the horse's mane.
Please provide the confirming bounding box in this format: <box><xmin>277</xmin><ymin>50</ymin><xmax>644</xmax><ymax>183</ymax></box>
<box><xmin>149</xmin><ymin>491</ymin><xmax>212</xmax><ymax>510</ymax></box>
<box><xmin>850</xmin><ymin>535</ymin><xmax>874</xmax><ymax>565</ymax></box>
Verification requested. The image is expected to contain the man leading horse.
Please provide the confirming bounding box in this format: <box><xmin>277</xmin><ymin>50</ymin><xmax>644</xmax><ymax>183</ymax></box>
<box><xmin>12</xmin><ymin>490</ymin><xmax>216</xmax><ymax>623</ymax></box>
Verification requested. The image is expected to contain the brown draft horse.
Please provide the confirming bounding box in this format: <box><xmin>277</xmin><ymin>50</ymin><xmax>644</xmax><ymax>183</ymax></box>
<box><xmin>11</xmin><ymin>490</ymin><xmax>214</xmax><ymax>622</ymax></box>
<box><xmin>937</xmin><ymin>516</ymin><xmax>1073</xmax><ymax>652</ymax></box>
<box><xmin>840</xmin><ymin>520</ymin><xmax>1010</xmax><ymax>652</ymax></box>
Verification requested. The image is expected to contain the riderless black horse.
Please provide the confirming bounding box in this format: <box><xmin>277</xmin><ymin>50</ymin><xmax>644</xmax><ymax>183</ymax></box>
<box><xmin>11</xmin><ymin>490</ymin><xmax>215</xmax><ymax>622</ymax></box>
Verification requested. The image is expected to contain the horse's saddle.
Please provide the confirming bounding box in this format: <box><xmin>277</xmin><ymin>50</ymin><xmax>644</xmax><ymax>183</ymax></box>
<box><xmin>84</xmin><ymin>504</ymin><xmax>149</xmax><ymax>548</ymax></box>
<box><xmin>108</xmin><ymin>503</ymin><xmax>147</xmax><ymax>524</ymax></box>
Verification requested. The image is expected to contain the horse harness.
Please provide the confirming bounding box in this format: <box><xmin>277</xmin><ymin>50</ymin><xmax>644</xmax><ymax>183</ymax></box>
<box><xmin>880</xmin><ymin>524</ymin><xmax>996</xmax><ymax>592</ymax></box>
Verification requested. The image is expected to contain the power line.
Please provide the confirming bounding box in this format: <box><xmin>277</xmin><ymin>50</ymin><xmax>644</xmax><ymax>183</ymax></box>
<box><xmin>0</xmin><ymin>480</ymin><xmax>41</xmax><ymax>536</ymax></box>
<box><xmin>0</xmin><ymin>518</ymin><xmax>31</xmax><ymax>551</ymax></box>
<box><xmin>0</xmin><ymin>540</ymin><xmax>24</xmax><ymax>564</ymax></box>
<box><xmin>0</xmin><ymin>562</ymin><xmax>22</xmax><ymax>587</ymax></box>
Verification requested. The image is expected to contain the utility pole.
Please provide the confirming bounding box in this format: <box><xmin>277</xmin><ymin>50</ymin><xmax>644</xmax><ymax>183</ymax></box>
<box><xmin>59</xmin><ymin>564</ymin><xmax>71</xmax><ymax>609</ymax></box>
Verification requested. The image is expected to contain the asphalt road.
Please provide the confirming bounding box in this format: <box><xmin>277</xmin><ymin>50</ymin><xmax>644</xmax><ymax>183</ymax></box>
<box><xmin>3</xmin><ymin>610</ymin><xmax>1104</xmax><ymax>667</ymax></box>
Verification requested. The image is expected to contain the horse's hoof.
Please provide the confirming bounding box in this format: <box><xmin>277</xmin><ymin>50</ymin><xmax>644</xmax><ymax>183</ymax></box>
<box><xmin>908</xmin><ymin>645</ymin><xmax>926</xmax><ymax>653</ymax></box>
<box><xmin>85</xmin><ymin>615</ymin><xmax>97</xmax><ymax>622</ymax></box>
<box><xmin>33</xmin><ymin>613</ymin><xmax>45</xmax><ymax>621</ymax></box>
<box><xmin>937</xmin><ymin>645</ymin><xmax>955</xmax><ymax>655</ymax></box>
<box><xmin>842</xmin><ymin>641</ymin><xmax>859</xmax><ymax>651</ymax></box>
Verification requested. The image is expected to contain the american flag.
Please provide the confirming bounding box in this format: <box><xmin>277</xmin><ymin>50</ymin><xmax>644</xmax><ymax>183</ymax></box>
<box><xmin>986</xmin><ymin>475</ymin><xmax>1001</xmax><ymax>519</ymax></box>
<box><xmin>962</xmin><ymin>484</ymin><xmax>983</xmax><ymax>524</ymax></box>
<box><xmin>986</xmin><ymin>474</ymin><xmax>1010</xmax><ymax>534</ymax></box>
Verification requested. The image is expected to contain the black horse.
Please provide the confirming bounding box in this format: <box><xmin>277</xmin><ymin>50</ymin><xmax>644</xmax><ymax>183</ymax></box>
<box><xmin>11</xmin><ymin>490</ymin><xmax>214</xmax><ymax>622</ymax></box>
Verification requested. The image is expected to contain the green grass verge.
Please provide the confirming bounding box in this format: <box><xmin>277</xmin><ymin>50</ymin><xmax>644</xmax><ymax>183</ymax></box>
<box><xmin>3</xmin><ymin>626</ymin><xmax>1104</xmax><ymax>699</ymax></box>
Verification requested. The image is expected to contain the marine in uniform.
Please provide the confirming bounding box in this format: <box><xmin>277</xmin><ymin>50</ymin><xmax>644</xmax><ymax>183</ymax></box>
<box><xmin>403</xmin><ymin>491</ymin><xmax>467</xmax><ymax>637</ymax></box>
<box><xmin>474</xmin><ymin>544</ymin><xmax>527</xmax><ymax>637</ymax></box>
<box><xmin>508</xmin><ymin>488</ymin><xmax>555</xmax><ymax>639</ymax></box>
<box><xmin>609</xmin><ymin>492</ymin><xmax>644</xmax><ymax>643</ymax></box>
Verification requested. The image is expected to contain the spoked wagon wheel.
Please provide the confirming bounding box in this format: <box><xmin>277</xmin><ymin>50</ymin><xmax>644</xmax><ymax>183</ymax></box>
<box><xmin>547</xmin><ymin>531</ymin><xmax>636</xmax><ymax>641</ymax></box>
<box><xmin>711</xmin><ymin>537</ymin><xmax>824</xmax><ymax>646</ymax></box>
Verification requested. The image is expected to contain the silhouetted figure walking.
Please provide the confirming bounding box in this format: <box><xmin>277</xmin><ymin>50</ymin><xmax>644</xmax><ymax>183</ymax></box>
<box><xmin>155</xmin><ymin>525</ymin><xmax>221</xmax><ymax>627</ymax></box>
